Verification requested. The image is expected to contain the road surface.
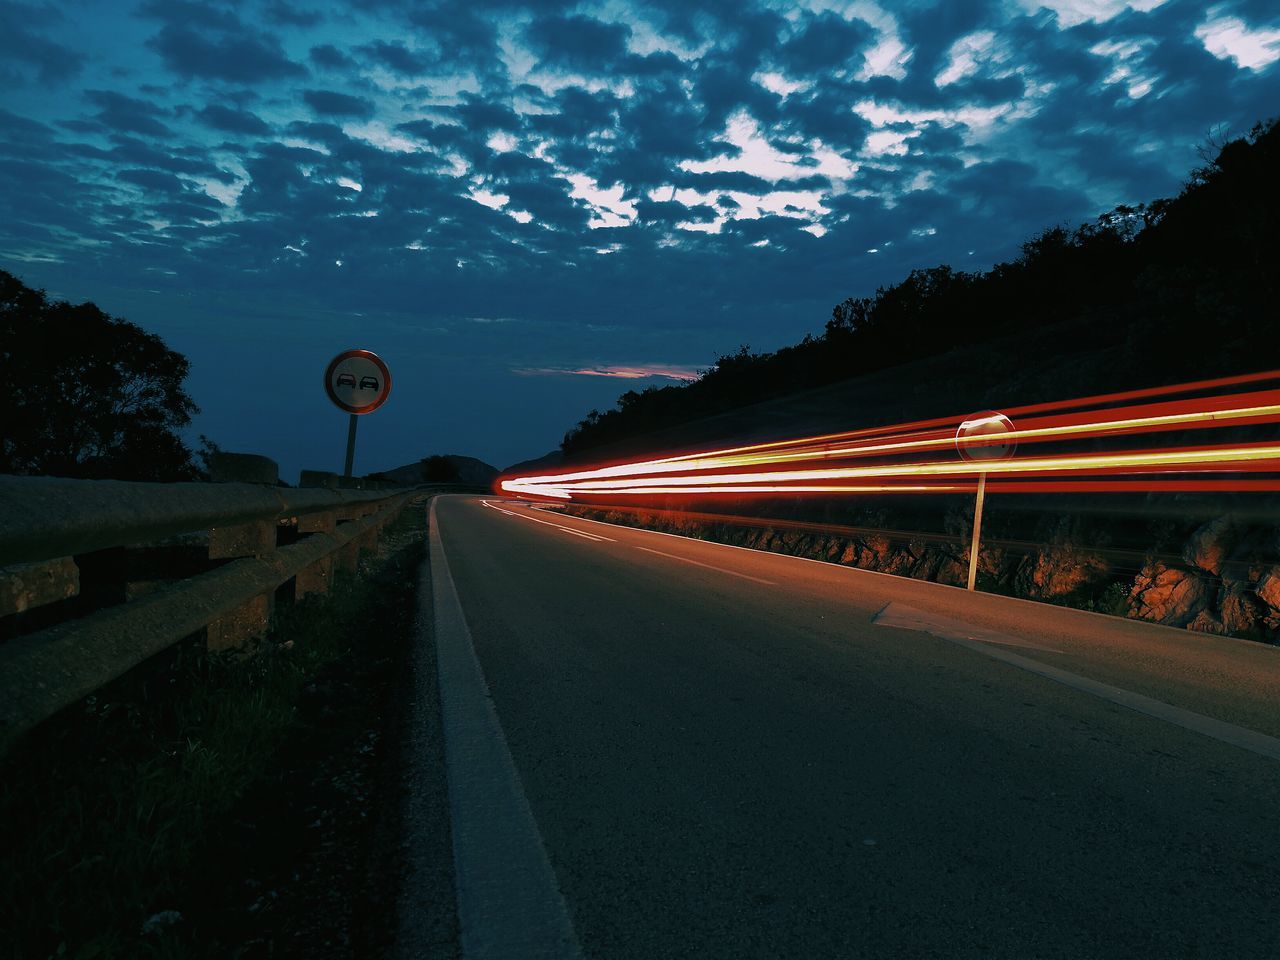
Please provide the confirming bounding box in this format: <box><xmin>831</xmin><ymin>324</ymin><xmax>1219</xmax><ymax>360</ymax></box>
<box><xmin>426</xmin><ymin>494</ymin><xmax>1280</xmax><ymax>959</ymax></box>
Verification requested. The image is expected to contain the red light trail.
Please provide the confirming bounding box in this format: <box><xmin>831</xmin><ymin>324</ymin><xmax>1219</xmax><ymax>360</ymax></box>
<box><xmin>499</xmin><ymin>371</ymin><xmax>1280</xmax><ymax>503</ymax></box>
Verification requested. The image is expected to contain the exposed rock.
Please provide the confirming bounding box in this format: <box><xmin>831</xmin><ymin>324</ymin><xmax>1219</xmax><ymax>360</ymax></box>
<box><xmin>865</xmin><ymin>534</ymin><xmax>893</xmax><ymax>566</ymax></box>
<box><xmin>1183</xmin><ymin>516</ymin><xmax>1237</xmax><ymax>576</ymax></box>
<box><xmin>1218</xmin><ymin>558</ymin><xmax>1255</xmax><ymax>586</ymax></box>
<box><xmin>1016</xmin><ymin>543</ymin><xmax>1110</xmax><ymax>600</ymax></box>
<box><xmin>911</xmin><ymin>550</ymin><xmax>944</xmax><ymax>582</ymax></box>
<box><xmin>1254</xmin><ymin>564</ymin><xmax>1280</xmax><ymax>612</ymax></box>
<box><xmin>1187</xmin><ymin>609</ymin><xmax>1226</xmax><ymax>635</ymax></box>
<box><xmin>976</xmin><ymin>546</ymin><xmax>1008</xmax><ymax>582</ymax></box>
<box><xmin>936</xmin><ymin>557</ymin><xmax>968</xmax><ymax>587</ymax></box>
<box><xmin>1221</xmin><ymin>582</ymin><xmax>1266</xmax><ymax>635</ymax></box>
<box><xmin>880</xmin><ymin>547</ymin><xmax>916</xmax><ymax>577</ymax></box>
<box><xmin>1128</xmin><ymin>562</ymin><xmax>1213</xmax><ymax>627</ymax></box>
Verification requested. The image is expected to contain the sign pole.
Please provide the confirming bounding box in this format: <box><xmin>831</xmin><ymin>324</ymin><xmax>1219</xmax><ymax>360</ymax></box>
<box><xmin>325</xmin><ymin>348</ymin><xmax>391</xmax><ymax>480</ymax></box>
<box><xmin>343</xmin><ymin>413</ymin><xmax>358</xmax><ymax>478</ymax></box>
<box><xmin>966</xmin><ymin>471</ymin><xmax>987</xmax><ymax>592</ymax></box>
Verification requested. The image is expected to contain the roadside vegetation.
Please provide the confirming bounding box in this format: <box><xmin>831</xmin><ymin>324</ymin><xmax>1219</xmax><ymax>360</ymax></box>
<box><xmin>0</xmin><ymin>270</ymin><xmax>215</xmax><ymax>482</ymax></box>
<box><xmin>1</xmin><ymin>501</ymin><xmax>430</xmax><ymax>960</ymax></box>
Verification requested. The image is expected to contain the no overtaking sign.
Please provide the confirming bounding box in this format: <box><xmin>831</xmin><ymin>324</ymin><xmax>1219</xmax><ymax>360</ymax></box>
<box><xmin>325</xmin><ymin>349</ymin><xmax>392</xmax><ymax>477</ymax></box>
<box><xmin>325</xmin><ymin>349</ymin><xmax>392</xmax><ymax>415</ymax></box>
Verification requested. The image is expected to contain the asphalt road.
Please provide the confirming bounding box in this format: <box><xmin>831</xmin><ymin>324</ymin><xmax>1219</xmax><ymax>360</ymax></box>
<box><xmin>430</xmin><ymin>494</ymin><xmax>1280</xmax><ymax>960</ymax></box>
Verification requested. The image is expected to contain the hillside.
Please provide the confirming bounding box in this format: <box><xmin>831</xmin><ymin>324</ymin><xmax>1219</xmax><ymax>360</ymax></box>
<box><xmin>377</xmin><ymin>454</ymin><xmax>498</xmax><ymax>488</ymax></box>
<box><xmin>558</xmin><ymin>119</ymin><xmax>1280</xmax><ymax>462</ymax></box>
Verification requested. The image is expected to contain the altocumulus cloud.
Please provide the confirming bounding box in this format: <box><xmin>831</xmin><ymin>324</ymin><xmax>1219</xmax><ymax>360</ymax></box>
<box><xmin>0</xmin><ymin>0</ymin><xmax>1277</xmax><ymax>472</ymax></box>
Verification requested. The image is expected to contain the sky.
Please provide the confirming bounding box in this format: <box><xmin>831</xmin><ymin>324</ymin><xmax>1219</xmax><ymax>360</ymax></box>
<box><xmin>2</xmin><ymin>0</ymin><xmax>1278</xmax><ymax>480</ymax></box>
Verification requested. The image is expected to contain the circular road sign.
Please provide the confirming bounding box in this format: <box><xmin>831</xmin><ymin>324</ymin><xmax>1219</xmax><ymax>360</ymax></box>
<box><xmin>956</xmin><ymin>411</ymin><xmax>1017</xmax><ymax>462</ymax></box>
<box><xmin>325</xmin><ymin>349</ymin><xmax>392</xmax><ymax>415</ymax></box>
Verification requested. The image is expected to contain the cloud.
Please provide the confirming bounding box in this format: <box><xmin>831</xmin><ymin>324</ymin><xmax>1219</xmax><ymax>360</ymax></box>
<box><xmin>358</xmin><ymin>39</ymin><xmax>433</xmax><ymax>75</ymax></box>
<box><xmin>263</xmin><ymin>1</ymin><xmax>322</xmax><ymax>28</ymax></box>
<box><xmin>516</xmin><ymin>364</ymin><xmax>702</xmax><ymax>381</ymax></box>
<box><xmin>0</xmin><ymin>1</ymin><xmax>85</xmax><ymax>85</ymax></box>
<box><xmin>525</xmin><ymin>14</ymin><xmax>632</xmax><ymax>70</ymax></box>
<box><xmin>776</xmin><ymin>11</ymin><xmax>876</xmax><ymax>73</ymax></box>
<box><xmin>310</xmin><ymin>43</ymin><xmax>356</xmax><ymax>70</ymax></box>
<box><xmin>1016</xmin><ymin>0</ymin><xmax>1169</xmax><ymax>28</ymax></box>
<box><xmin>1196</xmin><ymin>13</ymin><xmax>1280</xmax><ymax>71</ymax></box>
<box><xmin>145</xmin><ymin>14</ymin><xmax>306</xmax><ymax>83</ymax></box>
<box><xmin>196</xmin><ymin>104</ymin><xmax>271</xmax><ymax>135</ymax></box>
<box><xmin>302</xmin><ymin>90</ymin><xmax>376</xmax><ymax>118</ymax></box>
<box><xmin>84</xmin><ymin>90</ymin><xmax>173</xmax><ymax>137</ymax></box>
<box><xmin>4</xmin><ymin>0</ymin><xmax>1277</xmax><ymax>469</ymax></box>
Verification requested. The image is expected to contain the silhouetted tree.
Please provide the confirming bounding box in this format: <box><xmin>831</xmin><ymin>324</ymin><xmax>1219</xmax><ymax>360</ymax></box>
<box><xmin>0</xmin><ymin>270</ymin><xmax>202</xmax><ymax>480</ymax></box>
<box><xmin>420</xmin><ymin>454</ymin><xmax>459</xmax><ymax>481</ymax></box>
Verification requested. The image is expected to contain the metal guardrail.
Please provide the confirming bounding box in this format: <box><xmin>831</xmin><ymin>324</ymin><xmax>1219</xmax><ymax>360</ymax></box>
<box><xmin>0</xmin><ymin>456</ymin><xmax>422</xmax><ymax>754</ymax></box>
<box><xmin>0</xmin><ymin>475</ymin><xmax>402</xmax><ymax>567</ymax></box>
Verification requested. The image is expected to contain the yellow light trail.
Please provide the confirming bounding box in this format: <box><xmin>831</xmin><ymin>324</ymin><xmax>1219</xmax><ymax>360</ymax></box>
<box><xmin>499</xmin><ymin>371</ymin><xmax>1280</xmax><ymax>503</ymax></box>
<box><xmin>504</xmin><ymin>401</ymin><xmax>1280</xmax><ymax>491</ymax></box>
<box><xmin>503</xmin><ymin>443</ymin><xmax>1280</xmax><ymax>499</ymax></box>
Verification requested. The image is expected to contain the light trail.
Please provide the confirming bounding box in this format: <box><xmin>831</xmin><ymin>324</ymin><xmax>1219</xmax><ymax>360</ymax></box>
<box><xmin>499</xmin><ymin>371</ymin><xmax>1280</xmax><ymax>503</ymax></box>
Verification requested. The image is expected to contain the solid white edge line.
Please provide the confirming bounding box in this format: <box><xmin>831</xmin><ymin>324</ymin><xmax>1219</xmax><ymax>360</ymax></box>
<box><xmin>429</xmin><ymin>498</ymin><xmax>584</xmax><ymax>959</ymax></box>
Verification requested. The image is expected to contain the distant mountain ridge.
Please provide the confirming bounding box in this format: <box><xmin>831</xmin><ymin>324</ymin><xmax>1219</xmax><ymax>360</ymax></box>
<box><xmin>504</xmin><ymin>449</ymin><xmax>563</xmax><ymax>475</ymax></box>
<box><xmin>378</xmin><ymin>454</ymin><xmax>498</xmax><ymax>488</ymax></box>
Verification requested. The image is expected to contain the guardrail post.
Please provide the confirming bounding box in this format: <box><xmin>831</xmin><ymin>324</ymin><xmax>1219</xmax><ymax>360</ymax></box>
<box><xmin>295</xmin><ymin>510</ymin><xmax>337</xmax><ymax>598</ymax></box>
<box><xmin>0</xmin><ymin>557</ymin><xmax>79</xmax><ymax>617</ymax></box>
<box><xmin>207</xmin><ymin>453</ymin><xmax>279</xmax><ymax>648</ymax></box>
<box><xmin>209</xmin><ymin>522</ymin><xmax>276</xmax><ymax>561</ymax></box>
<box><xmin>208</xmin><ymin>453</ymin><xmax>280</xmax><ymax>561</ymax></box>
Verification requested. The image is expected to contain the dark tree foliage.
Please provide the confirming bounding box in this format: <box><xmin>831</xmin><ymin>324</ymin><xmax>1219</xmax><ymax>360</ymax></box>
<box><xmin>0</xmin><ymin>270</ymin><xmax>203</xmax><ymax>480</ymax></box>
<box><xmin>420</xmin><ymin>454</ymin><xmax>460</xmax><ymax>481</ymax></box>
<box><xmin>563</xmin><ymin>118</ymin><xmax>1279</xmax><ymax>456</ymax></box>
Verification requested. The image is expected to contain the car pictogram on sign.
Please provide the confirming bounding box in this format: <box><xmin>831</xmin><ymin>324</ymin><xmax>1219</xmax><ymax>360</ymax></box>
<box><xmin>324</xmin><ymin>349</ymin><xmax>392</xmax><ymax>415</ymax></box>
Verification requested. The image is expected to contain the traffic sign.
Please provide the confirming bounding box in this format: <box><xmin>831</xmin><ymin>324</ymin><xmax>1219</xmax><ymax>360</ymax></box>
<box><xmin>325</xmin><ymin>349</ymin><xmax>392</xmax><ymax>415</ymax></box>
<box><xmin>956</xmin><ymin>411</ymin><xmax>1017</xmax><ymax>462</ymax></box>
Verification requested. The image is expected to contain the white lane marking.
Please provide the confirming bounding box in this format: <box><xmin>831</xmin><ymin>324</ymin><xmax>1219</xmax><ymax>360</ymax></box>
<box><xmin>429</xmin><ymin>499</ymin><xmax>585</xmax><ymax>959</ymax></box>
<box><xmin>492</xmin><ymin>500</ymin><xmax>772</xmax><ymax>582</ymax></box>
<box><xmin>875</xmin><ymin>603</ymin><xmax>1064</xmax><ymax>654</ymax></box>
<box><xmin>873</xmin><ymin>602</ymin><xmax>1280</xmax><ymax>763</ymax></box>
<box><xmin>633</xmin><ymin>545</ymin><xmax>776</xmax><ymax>585</ymax></box>
<box><xmin>481</xmin><ymin>499</ymin><xmax>615</xmax><ymax>541</ymax></box>
<box><xmin>558</xmin><ymin>526</ymin><xmax>608</xmax><ymax>541</ymax></box>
